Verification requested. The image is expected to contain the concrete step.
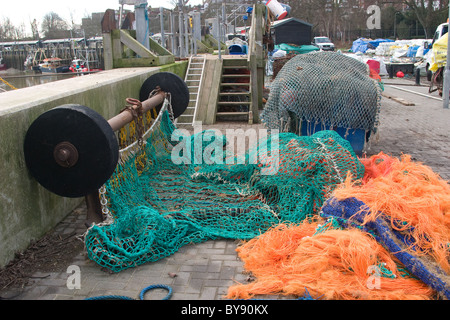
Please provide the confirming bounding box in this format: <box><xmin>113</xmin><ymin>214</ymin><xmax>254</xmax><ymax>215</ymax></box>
<box><xmin>218</xmin><ymin>101</ymin><xmax>251</xmax><ymax>105</ymax></box>
<box><xmin>177</xmin><ymin>114</ymin><xmax>194</xmax><ymax>122</ymax></box>
<box><xmin>223</xmin><ymin>66</ymin><xmax>249</xmax><ymax>70</ymax></box>
<box><xmin>220</xmin><ymin>83</ymin><xmax>250</xmax><ymax>86</ymax></box>
<box><xmin>216</xmin><ymin>112</ymin><xmax>250</xmax><ymax>116</ymax></box>
<box><xmin>181</xmin><ymin>108</ymin><xmax>195</xmax><ymax>115</ymax></box>
<box><xmin>222</xmin><ymin>58</ymin><xmax>248</xmax><ymax>67</ymax></box>
<box><xmin>219</xmin><ymin>92</ymin><xmax>250</xmax><ymax>96</ymax></box>
<box><xmin>222</xmin><ymin>74</ymin><xmax>250</xmax><ymax>78</ymax></box>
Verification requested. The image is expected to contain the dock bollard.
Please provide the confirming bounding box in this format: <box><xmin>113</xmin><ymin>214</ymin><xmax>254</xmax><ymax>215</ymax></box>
<box><xmin>388</xmin><ymin>64</ymin><xmax>394</xmax><ymax>79</ymax></box>
<box><xmin>415</xmin><ymin>68</ymin><xmax>421</xmax><ymax>86</ymax></box>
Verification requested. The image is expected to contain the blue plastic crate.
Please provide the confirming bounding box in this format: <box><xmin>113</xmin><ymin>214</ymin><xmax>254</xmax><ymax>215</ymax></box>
<box><xmin>299</xmin><ymin>120</ymin><xmax>367</xmax><ymax>156</ymax></box>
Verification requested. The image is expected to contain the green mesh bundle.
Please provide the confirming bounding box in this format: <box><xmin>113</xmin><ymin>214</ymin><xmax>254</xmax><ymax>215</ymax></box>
<box><xmin>262</xmin><ymin>51</ymin><xmax>382</xmax><ymax>134</ymax></box>
<box><xmin>84</xmin><ymin>102</ymin><xmax>364</xmax><ymax>272</ymax></box>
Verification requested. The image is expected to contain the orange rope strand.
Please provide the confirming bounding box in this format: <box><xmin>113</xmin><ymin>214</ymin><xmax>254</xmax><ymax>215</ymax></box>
<box><xmin>333</xmin><ymin>153</ymin><xmax>450</xmax><ymax>273</ymax></box>
<box><xmin>226</xmin><ymin>223</ymin><xmax>434</xmax><ymax>300</ymax></box>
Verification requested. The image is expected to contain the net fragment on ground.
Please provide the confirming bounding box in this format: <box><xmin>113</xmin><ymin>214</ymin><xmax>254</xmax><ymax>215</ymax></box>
<box><xmin>84</xmin><ymin>109</ymin><xmax>363</xmax><ymax>273</ymax></box>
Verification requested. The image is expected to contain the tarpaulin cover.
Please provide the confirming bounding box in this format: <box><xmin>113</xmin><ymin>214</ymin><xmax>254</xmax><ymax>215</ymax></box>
<box><xmin>351</xmin><ymin>38</ymin><xmax>394</xmax><ymax>54</ymax></box>
<box><xmin>430</xmin><ymin>32</ymin><xmax>448</xmax><ymax>72</ymax></box>
<box><xmin>274</xmin><ymin>43</ymin><xmax>319</xmax><ymax>55</ymax></box>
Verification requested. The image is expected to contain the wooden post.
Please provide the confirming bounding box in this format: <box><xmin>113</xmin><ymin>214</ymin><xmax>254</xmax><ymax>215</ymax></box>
<box><xmin>102</xmin><ymin>33</ymin><xmax>113</xmax><ymax>70</ymax></box>
<box><xmin>247</xmin><ymin>4</ymin><xmax>266</xmax><ymax>124</ymax></box>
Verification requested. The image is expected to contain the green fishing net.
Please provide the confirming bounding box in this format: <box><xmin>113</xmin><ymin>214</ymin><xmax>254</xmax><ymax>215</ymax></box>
<box><xmin>84</xmin><ymin>100</ymin><xmax>364</xmax><ymax>272</ymax></box>
<box><xmin>262</xmin><ymin>51</ymin><xmax>382</xmax><ymax>135</ymax></box>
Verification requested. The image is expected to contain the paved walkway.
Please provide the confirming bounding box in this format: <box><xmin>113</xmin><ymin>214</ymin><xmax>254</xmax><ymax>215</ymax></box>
<box><xmin>368</xmin><ymin>77</ymin><xmax>450</xmax><ymax>180</ymax></box>
<box><xmin>1</xmin><ymin>77</ymin><xmax>448</xmax><ymax>301</ymax></box>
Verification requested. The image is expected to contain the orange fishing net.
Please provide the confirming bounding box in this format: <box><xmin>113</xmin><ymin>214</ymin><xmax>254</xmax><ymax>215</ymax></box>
<box><xmin>358</xmin><ymin>151</ymin><xmax>396</xmax><ymax>183</ymax></box>
<box><xmin>226</xmin><ymin>222</ymin><xmax>434</xmax><ymax>300</ymax></box>
<box><xmin>226</xmin><ymin>152</ymin><xmax>449</xmax><ymax>300</ymax></box>
<box><xmin>334</xmin><ymin>153</ymin><xmax>450</xmax><ymax>273</ymax></box>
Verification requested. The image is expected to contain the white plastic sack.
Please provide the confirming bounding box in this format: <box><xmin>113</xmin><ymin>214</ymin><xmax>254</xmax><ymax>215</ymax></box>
<box><xmin>273</xmin><ymin>50</ymin><xmax>287</xmax><ymax>58</ymax></box>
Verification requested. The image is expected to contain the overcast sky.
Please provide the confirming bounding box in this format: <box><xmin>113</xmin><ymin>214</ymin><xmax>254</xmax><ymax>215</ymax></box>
<box><xmin>1</xmin><ymin>0</ymin><xmax>203</xmax><ymax>35</ymax></box>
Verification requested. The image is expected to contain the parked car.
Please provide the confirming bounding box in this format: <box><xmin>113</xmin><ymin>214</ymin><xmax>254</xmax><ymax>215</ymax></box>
<box><xmin>312</xmin><ymin>36</ymin><xmax>335</xmax><ymax>51</ymax></box>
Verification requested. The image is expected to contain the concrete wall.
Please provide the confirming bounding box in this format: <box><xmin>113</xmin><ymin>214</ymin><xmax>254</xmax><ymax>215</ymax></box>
<box><xmin>0</xmin><ymin>62</ymin><xmax>187</xmax><ymax>267</ymax></box>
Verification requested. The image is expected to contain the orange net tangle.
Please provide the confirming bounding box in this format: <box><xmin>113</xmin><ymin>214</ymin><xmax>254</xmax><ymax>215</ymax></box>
<box><xmin>226</xmin><ymin>222</ymin><xmax>434</xmax><ymax>300</ymax></box>
<box><xmin>227</xmin><ymin>152</ymin><xmax>449</xmax><ymax>300</ymax></box>
<box><xmin>334</xmin><ymin>153</ymin><xmax>450</xmax><ymax>273</ymax></box>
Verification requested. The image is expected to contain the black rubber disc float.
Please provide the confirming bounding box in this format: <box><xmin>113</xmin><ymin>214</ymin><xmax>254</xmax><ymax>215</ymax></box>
<box><xmin>24</xmin><ymin>104</ymin><xmax>119</xmax><ymax>198</ymax></box>
<box><xmin>139</xmin><ymin>72</ymin><xmax>189</xmax><ymax>119</ymax></box>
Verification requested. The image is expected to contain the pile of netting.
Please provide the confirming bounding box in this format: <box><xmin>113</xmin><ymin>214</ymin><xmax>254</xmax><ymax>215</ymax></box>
<box><xmin>261</xmin><ymin>51</ymin><xmax>382</xmax><ymax>135</ymax></box>
<box><xmin>84</xmin><ymin>99</ymin><xmax>364</xmax><ymax>273</ymax></box>
<box><xmin>226</xmin><ymin>152</ymin><xmax>450</xmax><ymax>300</ymax></box>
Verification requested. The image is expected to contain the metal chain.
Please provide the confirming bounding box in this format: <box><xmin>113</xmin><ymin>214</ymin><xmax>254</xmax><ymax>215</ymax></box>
<box><xmin>98</xmin><ymin>185</ymin><xmax>112</xmax><ymax>220</ymax></box>
<box><xmin>165</xmin><ymin>92</ymin><xmax>175</xmax><ymax>123</ymax></box>
<box><xmin>123</xmin><ymin>98</ymin><xmax>145</xmax><ymax>147</ymax></box>
<box><xmin>96</xmin><ymin>90</ymin><xmax>173</xmax><ymax>223</ymax></box>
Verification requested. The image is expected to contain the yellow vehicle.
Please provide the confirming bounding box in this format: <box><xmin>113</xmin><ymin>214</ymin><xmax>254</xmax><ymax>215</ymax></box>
<box><xmin>427</xmin><ymin>23</ymin><xmax>448</xmax><ymax>96</ymax></box>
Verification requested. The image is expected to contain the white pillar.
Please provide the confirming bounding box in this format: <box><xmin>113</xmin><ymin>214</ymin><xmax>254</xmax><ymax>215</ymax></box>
<box><xmin>160</xmin><ymin>7</ymin><xmax>166</xmax><ymax>48</ymax></box>
<box><xmin>443</xmin><ymin>3</ymin><xmax>450</xmax><ymax>109</ymax></box>
<box><xmin>135</xmin><ymin>1</ymin><xmax>150</xmax><ymax>50</ymax></box>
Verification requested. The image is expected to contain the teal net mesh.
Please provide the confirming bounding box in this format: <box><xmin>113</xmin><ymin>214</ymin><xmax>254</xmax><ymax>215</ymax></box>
<box><xmin>84</xmin><ymin>99</ymin><xmax>365</xmax><ymax>273</ymax></box>
<box><xmin>261</xmin><ymin>51</ymin><xmax>382</xmax><ymax>135</ymax></box>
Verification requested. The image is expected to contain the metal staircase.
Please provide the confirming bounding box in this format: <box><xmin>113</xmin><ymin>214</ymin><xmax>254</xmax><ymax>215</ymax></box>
<box><xmin>176</xmin><ymin>55</ymin><xmax>206</xmax><ymax>126</ymax></box>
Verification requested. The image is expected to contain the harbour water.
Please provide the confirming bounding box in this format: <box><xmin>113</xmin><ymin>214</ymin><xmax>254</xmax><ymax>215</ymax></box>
<box><xmin>0</xmin><ymin>69</ymin><xmax>78</xmax><ymax>92</ymax></box>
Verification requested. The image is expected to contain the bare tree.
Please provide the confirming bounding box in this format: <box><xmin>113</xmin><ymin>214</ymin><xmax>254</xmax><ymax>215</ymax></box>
<box><xmin>14</xmin><ymin>22</ymin><xmax>26</xmax><ymax>39</ymax></box>
<box><xmin>41</xmin><ymin>12</ymin><xmax>70</xmax><ymax>39</ymax></box>
<box><xmin>282</xmin><ymin>0</ymin><xmax>368</xmax><ymax>40</ymax></box>
<box><xmin>30</xmin><ymin>19</ymin><xmax>40</xmax><ymax>39</ymax></box>
<box><xmin>403</xmin><ymin>0</ymin><xmax>449</xmax><ymax>38</ymax></box>
<box><xmin>0</xmin><ymin>17</ymin><xmax>22</xmax><ymax>40</ymax></box>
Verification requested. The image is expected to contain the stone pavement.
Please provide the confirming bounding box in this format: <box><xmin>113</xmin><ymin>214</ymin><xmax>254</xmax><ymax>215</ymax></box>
<box><xmin>0</xmin><ymin>77</ymin><xmax>448</xmax><ymax>301</ymax></box>
<box><xmin>368</xmin><ymin>77</ymin><xmax>450</xmax><ymax>180</ymax></box>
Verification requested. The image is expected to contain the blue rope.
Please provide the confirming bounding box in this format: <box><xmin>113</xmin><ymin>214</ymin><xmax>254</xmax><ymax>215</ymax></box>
<box><xmin>85</xmin><ymin>284</ymin><xmax>173</xmax><ymax>300</ymax></box>
<box><xmin>321</xmin><ymin>197</ymin><xmax>450</xmax><ymax>299</ymax></box>
<box><xmin>374</xmin><ymin>217</ymin><xmax>450</xmax><ymax>299</ymax></box>
<box><xmin>140</xmin><ymin>284</ymin><xmax>173</xmax><ymax>300</ymax></box>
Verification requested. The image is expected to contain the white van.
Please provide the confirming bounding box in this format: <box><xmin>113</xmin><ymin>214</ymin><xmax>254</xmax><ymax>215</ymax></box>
<box><xmin>432</xmin><ymin>23</ymin><xmax>448</xmax><ymax>46</ymax></box>
<box><xmin>425</xmin><ymin>22</ymin><xmax>448</xmax><ymax>79</ymax></box>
